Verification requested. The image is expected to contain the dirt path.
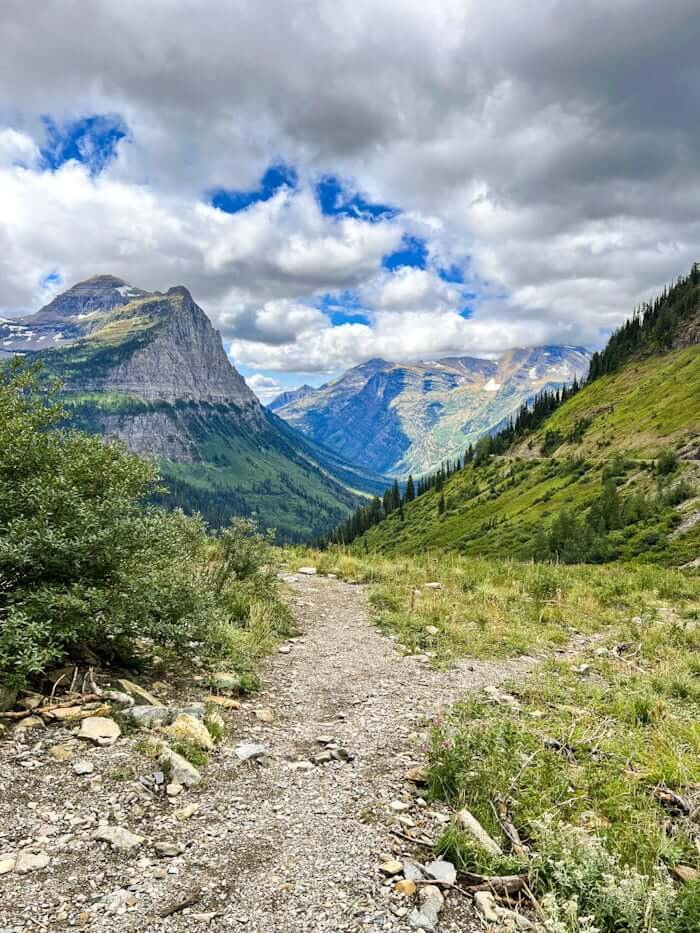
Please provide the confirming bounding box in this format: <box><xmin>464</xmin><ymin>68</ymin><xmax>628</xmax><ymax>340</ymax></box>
<box><xmin>0</xmin><ymin>573</ymin><xmax>535</xmax><ymax>932</ymax></box>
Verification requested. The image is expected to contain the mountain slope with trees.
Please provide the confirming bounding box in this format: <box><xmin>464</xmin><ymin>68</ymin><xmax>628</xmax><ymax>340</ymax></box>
<box><xmin>328</xmin><ymin>268</ymin><xmax>700</xmax><ymax>565</ymax></box>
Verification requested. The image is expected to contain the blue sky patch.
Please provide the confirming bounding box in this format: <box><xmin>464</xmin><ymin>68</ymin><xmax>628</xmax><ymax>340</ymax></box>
<box><xmin>438</xmin><ymin>263</ymin><xmax>465</xmax><ymax>284</ymax></box>
<box><xmin>382</xmin><ymin>234</ymin><xmax>428</xmax><ymax>271</ymax></box>
<box><xmin>40</xmin><ymin>114</ymin><xmax>127</xmax><ymax>175</ymax></box>
<box><xmin>40</xmin><ymin>270</ymin><xmax>62</xmax><ymax>288</ymax></box>
<box><xmin>316</xmin><ymin>290</ymin><xmax>371</xmax><ymax>326</ymax></box>
<box><xmin>315</xmin><ymin>175</ymin><xmax>397</xmax><ymax>222</ymax></box>
<box><xmin>211</xmin><ymin>163</ymin><xmax>297</xmax><ymax>213</ymax></box>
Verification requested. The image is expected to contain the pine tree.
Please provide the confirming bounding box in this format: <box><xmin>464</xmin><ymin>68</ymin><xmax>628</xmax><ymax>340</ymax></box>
<box><xmin>406</xmin><ymin>475</ymin><xmax>415</xmax><ymax>501</ymax></box>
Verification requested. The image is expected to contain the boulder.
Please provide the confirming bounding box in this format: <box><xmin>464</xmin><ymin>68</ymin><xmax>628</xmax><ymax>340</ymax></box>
<box><xmin>425</xmin><ymin>859</ymin><xmax>456</xmax><ymax>885</ymax></box>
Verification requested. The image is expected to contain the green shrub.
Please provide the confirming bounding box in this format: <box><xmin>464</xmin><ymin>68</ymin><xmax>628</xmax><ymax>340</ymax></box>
<box><xmin>0</xmin><ymin>359</ymin><xmax>288</xmax><ymax>690</ymax></box>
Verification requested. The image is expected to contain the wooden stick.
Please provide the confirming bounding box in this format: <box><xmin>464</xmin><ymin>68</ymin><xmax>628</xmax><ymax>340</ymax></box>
<box><xmin>0</xmin><ymin>693</ymin><xmax>101</xmax><ymax>720</ymax></box>
<box><xmin>389</xmin><ymin>828</ymin><xmax>435</xmax><ymax>848</ymax></box>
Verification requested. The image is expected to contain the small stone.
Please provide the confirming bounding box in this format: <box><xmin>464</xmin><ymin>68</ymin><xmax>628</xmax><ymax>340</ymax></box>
<box><xmin>289</xmin><ymin>760</ymin><xmax>315</xmax><ymax>771</ymax></box>
<box><xmin>48</xmin><ymin>744</ymin><xmax>74</xmax><ymax>761</ymax></box>
<box><xmin>206</xmin><ymin>695</ymin><xmax>241</xmax><ymax>710</ymax></box>
<box><xmin>93</xmin><ymin>826</ymin><xmax>143</xmax><ymax>852</ymax></box>
<box><xmin>673</xmin><ymin>864</ymin><xmax>699</xmax><ymax>883</ymax></box>
<box><xmin>390</xmin><ymin>800</ymin><xmax>411</xmax><ymax>812</ymax></box>
<box><xmin>73</xmin><ymin>759</ymin><xmax>94</xmax><ymax>775</ymax></box>
<box><xmin>409</xmin><ymin>885</ymin><xmax>444</xmax><ymax>931</ymax></box>
<box><xmin>166</xmin><ymin>782</ymin><xmax>183</xmax><ymax>798</ymax></box>
<box><xmin>379</xmin><ymin>860</ymin><xmax>404</xmax><ymax>876</ymax></box>
<box><xmin>174</xmin><ymin>803</ymin><xmax>198</xmax><ymax>821</ymax></box>
<box><xmin>255</xmin><ymin>707</ymin><xmax>275</xmax><ymax>723</ymax></box>
<box><xmin>403</xmin><ymin>861</ymin><xmax>425</xmax><ymax>882</ymax></box>
<box><xmin>124</xmin><ymin>706</ymin><xmax>172</xmax><ymax>727</ymax></box>
<box><xmin>278</xmin><ymin>645</ymin><xmax>291</xmax><ymax>654</ymax></box>
<box><xmin>316</xmin><ymin>735</ymin><xmax>334</xmax><ymax>745</ymax></box>
<box><xmin>394</xmin><ymin>879</ymin><xmax>417</xmax><ymax>896</ymax></box>
<box><xmin>163</xmin><ymin>713</ymin><xmax>214</xmax><ymax>751</ymax></box>
<box><xmin>313</xmin><ymin>750</ymin><xmax>333</xmax><ymax>765</ymax></box>
<box><xmin>404</xmin><ymin>766</ymin><xmax>428</xmax><ymax>784</ymax></box>
<box><xmin>425</xmin><ymin>626</ymin><xmax>439</xmax><ymax>636</ymax></box>
<box><xmin>14</xmin><ymin>850</ymin><xmax>50</xmax><ymax>874</ymax></box>
<box><xmin>0</xmin><ymin>857</ymin><xmax>16</xmax><ymax>875</ymax></box>
<box><xmin>423</xmin><ymin>582</ymin><xmax>443</xmax><ymax>590</ymax></box>
<box><xmin>474</xmin><ymin>890</ymin><xmax>500</xmax><ymax>922</ymax></box>
<box><xmin>78</xmin><ymin>716</ymin><xmax>121</xmax><ymax>747</ymax></box>
<box><xmin>425</xmin><ymin>859</ymin><xmax>456</xmax><ymax>885</ymax></box>
<box><xmin>297</xmin><ymin>566</ymin><xmax>317</xmax><ymax>575</ymax></box>
<box><xmin>234</xmin><ymin>743</ymin><xmax>267</xmax><ymax>761</ymax></box>
<box><xmin>154</xmin><ymin>841</ymin><xmax>184</xmax><ymax>858</ymax></box>
<box><xmin>331</xmin><ymin>747</ymin><xmax>353</xmax><ymax>762</ymax></box>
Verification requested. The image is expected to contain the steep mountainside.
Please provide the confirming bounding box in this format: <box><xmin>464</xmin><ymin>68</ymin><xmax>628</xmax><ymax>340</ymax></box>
<box><xmin>271</xmin><ymin>347</ymin><xmax>590</xmax><ymax>475</ymax></box>
<box><xmin>4</xmin><ymin>276</ymin><xmax>385</xmax><ymax>541</ymax></box>
<box><xmin>340</xmin><ymin>270</ymin><xmax>700</xmax><ymax>565</ymax></box>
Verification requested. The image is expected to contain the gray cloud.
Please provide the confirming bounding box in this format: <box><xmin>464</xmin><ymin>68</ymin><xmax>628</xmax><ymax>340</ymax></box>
<box><xmin>1</xmin><ymin>0</ymin><xmax>699</xmax><ymax>375</ymax></box>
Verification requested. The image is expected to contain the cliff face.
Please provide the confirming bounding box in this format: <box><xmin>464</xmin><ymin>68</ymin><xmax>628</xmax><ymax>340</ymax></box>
<box><xmin>3</xmin><ymin>275</ymin><xmax>369</xmax><ymax>539</ymax></box>
<box><xmin>64</xmin><ymin>287</ymin><xmax>259</xmax><ymax>409</ymax></box>
<box><xmin>272</xmin><ymin>347</ymin><xmax>591</xmax><ymax>476</ymax></box>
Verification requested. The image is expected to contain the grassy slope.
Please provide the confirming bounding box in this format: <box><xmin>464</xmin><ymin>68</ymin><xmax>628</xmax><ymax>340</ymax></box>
<box><xmin>358</xmin><ymin>345</ymin><xmax>700</xmax><ymax>564</ymax></box>
<box><xmin>285</xmin><ymin>550</ymin><xmax>700</xmax><ymax>930</ymax></box>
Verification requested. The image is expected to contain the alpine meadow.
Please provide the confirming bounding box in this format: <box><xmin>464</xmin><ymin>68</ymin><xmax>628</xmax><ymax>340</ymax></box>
<box><xmin>0</xmin><ymin>4</ymin><xmax>699</xmax><ymax>932</ymax></box>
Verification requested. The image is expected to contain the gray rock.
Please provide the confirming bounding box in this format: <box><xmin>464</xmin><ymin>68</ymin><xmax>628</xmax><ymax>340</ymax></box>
<box><xmin>78</xmin><ymin>716</ymin><xmax>121</xmax><ymax>747</ymax></box>
<box><xmin>409</xmin><ymin>885</ymin><xmax>444</xmax><ymax>931</ymax></box>
<box><xmin>403</xmin><ymin>861</ymin><xmax>425</xmax><ymax>882</ymax></box>
<box><xmin>234</xmin><ymin>743</ymin><xmax>267</xmax><ymax>761</ymax></box>
<box><xmin>158</xmin><ymin>747</ymin><xmax>201</xmax><ymax>787</ymax></box>
<box><xmin>425</xmin><ymin>859</ymin><xmax>457</xmax><ymax>885</ymax></box>
<box><xmin>0</xmin><ymin>685</ymin><xmax>18</xmax><ymax>712</ymax></box>
<box><xmin>124</xmin><ymin>703</ymin><xmax>205</xmax><ymax>727</ymax></box>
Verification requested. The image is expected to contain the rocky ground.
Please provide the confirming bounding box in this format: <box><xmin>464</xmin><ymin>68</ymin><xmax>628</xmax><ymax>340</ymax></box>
<box><xmin>0</xmin><ymin>573</ymin><xmax>537</xmax><ymax>932</ymax></box>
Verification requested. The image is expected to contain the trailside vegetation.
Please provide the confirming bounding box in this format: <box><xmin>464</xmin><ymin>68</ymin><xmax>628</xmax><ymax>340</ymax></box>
<box><xmin>0</xmin><ymin>358</ymin><xmax>291</xmax><ymax>691</ymax></box>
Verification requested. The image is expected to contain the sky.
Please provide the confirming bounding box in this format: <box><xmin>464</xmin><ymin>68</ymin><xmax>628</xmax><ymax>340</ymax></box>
<box><xmin>1</xmin><ymin>1</ymin><xmax>699</xmax><ymax>402</ymax></box>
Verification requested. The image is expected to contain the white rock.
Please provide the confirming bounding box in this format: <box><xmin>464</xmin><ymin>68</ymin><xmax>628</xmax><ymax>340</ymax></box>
<box><xmin>234</xmin><ymin>743</ymin><xmax>267</xmax><ymax>761</ymax></box>
<box><xmin>166</xmin><ymin>782</ymin><xmax>183</xmax><ymax>798</ymax></box>
<box><xmin>73</xmin><ymin>759</ymin><xmax>94</xmax><ymax>775</ymax></box>
<box><xmin>0</xmin><ymin>857</ymin><xmax>15</xmax><ymax>875</ymax></box>
<box><xmin>474</xmin><ymin>890</ymin><xmax>500</xmax><ymax>922</ymax></box>
<box><xmin>93</xmin><ymin>826</ymin><xmax>143</xmax><ymax>852</ymax></box>
<box><xmin>174</xmin><ymin>803</ymin><xmax>198</xmax><ymax>821</ymax></box>
<box><xmin>297</xmin><ymin>567</ymin><xmax>317</xmax><ymax>575</ymax></box>
<box><xmin>278</xmin><ymin>645</ymin><xmax>292</xmax><ymax>655</ymax></box>
<box><xmin>423</xmin><ymin>582</ymin><xmax>443</xmax><ymax>590</ymax></box>
<box><xmin>78</xmin><ymin>716</ymin><xmax>121</xmax><ymax>747</ymax></box>
<box><xmin>163</xmin><ymin>713</ymin><xmax>214</xmax><ymax>751</ymax></box>
<box><xmin>14</xmin><ymin>850</ymin><xmax>50</xmax><ymax>873</ymax></box>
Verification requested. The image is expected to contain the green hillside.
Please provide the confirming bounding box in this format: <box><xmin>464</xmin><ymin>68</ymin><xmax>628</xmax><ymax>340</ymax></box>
<box><xmin>345</xmin><ymin>337</ymin><xmax>700</xmax><ymax>566</ymax></box>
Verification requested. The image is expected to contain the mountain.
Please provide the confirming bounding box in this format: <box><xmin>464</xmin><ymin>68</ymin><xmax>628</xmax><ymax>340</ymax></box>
<box><xmin>268</xmin><ymin>384</ymin><xmax>314</xmax><ymax>411</ymax></box>
<box><xmin>270</xmin><ymin>347</ymin><xmax>591</xmax><ymax>476</ymax></box>
<box><xmin>337</xmin><ymin>267</ymin><xmax>700</xmax><ymax>565</ymax></box>
<box><xmin>2</xmin><ymin>275</ymin><xmax>387</xmax><ymax>541</ymax></box>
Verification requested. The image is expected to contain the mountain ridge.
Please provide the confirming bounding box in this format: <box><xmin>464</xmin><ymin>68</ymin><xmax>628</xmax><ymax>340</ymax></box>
<box><xmin>1</xmin><ymin>275</ymin><xmax>386</xmax><ymax>540</ymax></box>
<box><xmin>271</xmin><ymin>346</ymin><xmax>591</xmax><ymax>476</ymax></box>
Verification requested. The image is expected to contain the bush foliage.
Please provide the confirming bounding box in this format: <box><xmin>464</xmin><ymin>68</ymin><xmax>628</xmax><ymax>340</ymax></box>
<box><xmin>0</xmin><ymin>359</ymin><xmax>289</xmax><ymax>689</ymax></box>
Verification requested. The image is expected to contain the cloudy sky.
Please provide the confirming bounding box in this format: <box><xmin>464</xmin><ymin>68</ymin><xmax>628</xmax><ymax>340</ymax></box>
<box><xmin>1</xmin><ymin>1</ymin><xmax>699</xmax><ymax>400</ymax></box>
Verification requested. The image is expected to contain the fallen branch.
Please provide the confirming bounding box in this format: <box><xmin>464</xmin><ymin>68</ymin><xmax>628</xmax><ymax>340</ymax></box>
<box><xmin>492</xmin><ymin>797</ymin><xmax>528</xmax><ymax>857</ymax></box>
<box><xmin>653</xmin><ymin>786</ymin><xmax>691</xmax><ymax>815</ymax></box>
<box><xmin>389</xmin><ymin>828</ymin><xmax>435</xmax><ymax>848</ymax></box>
<box><xmin>159</xmin><ymin>889</ymin><xmax>202</xmax><ymax>918</ymax></box>
<box><xmin>0</xmin><ymin>694</ymin><xmax>101</xmax><ymax>720</ymax></box>
<box><xmin>465</xmin><ymin>873</ymin><xmax>528</xmax><ymax>895</ymax></box>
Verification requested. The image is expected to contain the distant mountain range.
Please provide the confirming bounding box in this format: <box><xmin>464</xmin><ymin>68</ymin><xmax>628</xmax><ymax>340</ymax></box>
<box><xmin>1</xmin><ymin>275</ymin><xmax>387</xmax><ymax>541</ymax></box>
<box><xmin>270</xmin><ymin>347</ymin><xmax>591</xmax><ymax>476</ymax></box>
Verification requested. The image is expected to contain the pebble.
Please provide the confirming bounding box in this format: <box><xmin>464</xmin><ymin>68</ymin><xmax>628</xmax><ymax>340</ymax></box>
<box><xmin>166</xmin><ymin>782</ymin><xmax>183</xmax><ymax>798</ymax></box>
<box><xmin>234</xmin><ymin>743</ymin><xmax>267</xmax><ymax>761</ymax></box>
<box><xmin>174</xmin><ymin>803</ymin><xmax>198</xmax><ymax>821</ymax></box>
<box><xmin>78</xmin><ymin>716</ymin><xmax>121</xmax><ymax>747</ymax></box>
<box><xmin>278</xmin><ymin>645</ymin><xmax>292</xmax><ymax>655</ymax></box>
<box><xmin>14</xmin><ymin>850</ymin><xmax>50</xmax><ymax>874</ymax></box>
<box><xmin>255</xmin><ymin>707</ymin><xmax>275</xmax><ymax>723</ymax></box>
<box><xmin>73</xmin><ymin>759</ymin><xmax>94</xmax><ymax>775</ymax></box>
<box><xmin>379</xmin><ymin>860</ymin><xmax>403</xmax><ymax>876</ymax></box>
<box><xmin>154</xmin><ymin>841</ymin><xmax>184</xmax><ymax>858</ymax></box>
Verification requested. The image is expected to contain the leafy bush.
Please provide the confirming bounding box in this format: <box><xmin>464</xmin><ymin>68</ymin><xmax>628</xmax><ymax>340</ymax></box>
<box><xmin>0</xmin><ymin>359</ymin><xmax>288</xmax><ymax>689</ymax></box>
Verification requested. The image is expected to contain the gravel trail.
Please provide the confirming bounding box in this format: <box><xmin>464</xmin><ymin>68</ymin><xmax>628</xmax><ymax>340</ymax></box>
<box><xmin>0</xmin><ymin>573</ymin><xmax>535</xmax><ymax>932</ymax></box>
